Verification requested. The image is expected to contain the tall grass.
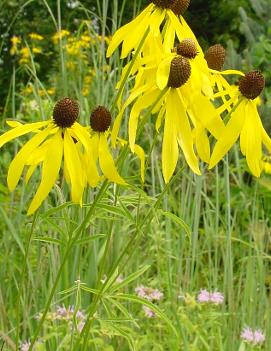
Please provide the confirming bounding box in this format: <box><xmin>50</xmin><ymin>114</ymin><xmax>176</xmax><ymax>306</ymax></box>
<box><xmin>0</xmin><ymin>0</ymin><xmax>270</xmax><ymax>350</ymax></box>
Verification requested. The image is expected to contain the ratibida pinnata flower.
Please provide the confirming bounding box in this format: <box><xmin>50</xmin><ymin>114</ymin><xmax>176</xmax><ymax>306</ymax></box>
<box><xmin>112</xmin><ymin>38</ymin><xmax>226</xmax><ymax>183</ymax></box>
<box><xmin>209</xmin><ymin>70</ymin><xmax>271</xmax><ymax>177</ymax></box>
<box><xmin>0</xmin><ymin>97</ymin><xmax>90</xmax><ymax>214</ymax></box>
<box><xmin>106</xmin><ymin>0</ymin><xmax>201</xmax><ymax>60</ymax></box>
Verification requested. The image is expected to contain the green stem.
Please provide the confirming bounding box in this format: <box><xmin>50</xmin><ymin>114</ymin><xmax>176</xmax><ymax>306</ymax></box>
<box><xmin>28</xmin><ymin>181</ymin><xmax>108</xmax><ymax>351</ymax></box>
<box><xmin>77</xmin><ymin>169</ymin><xmax>183</xmax><ymax>350</ymax></box>
<box><xmin>15</xmin><ymin>213</ymin><xmax>38</xmax><ymax>351</ymax></box>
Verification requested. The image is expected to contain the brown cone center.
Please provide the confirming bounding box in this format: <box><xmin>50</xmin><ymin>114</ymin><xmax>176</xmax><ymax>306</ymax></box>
<box><xmin>167</xmin><ymin>56</ymin><xmax>191</xmax><ymax>88</ymax></box>
<box><xmin>170</xmin><ymin>0</ymin><xmax>190</xmax><ymax>16</ymax></box>
<box><xmin>90</xmin><ymin>106</ymin><xmax>112</xmax><ymax>132</ymax></box>
<box><xmin>152</xmin><ymin>0</ymin><xmax>175</xmax><ymax>8</ymax></box>
<box><xmin>53</xmin><ymin>97</ymin><xmax>79</xmax><ymax>128</ymax></box>
<box><xmin>239</xmin><ymin>71</ymin><xmax>265</xmax><ymax>100</ymax></box>
<box><xmin>205</xmin><ymin>44</ymin><xmax>226</xmax><ymax>71</ymax></box>
<box><xmin>176</xmin><ymin>39</ymin><xmax>198</xmax><ymax>59</ymax></box>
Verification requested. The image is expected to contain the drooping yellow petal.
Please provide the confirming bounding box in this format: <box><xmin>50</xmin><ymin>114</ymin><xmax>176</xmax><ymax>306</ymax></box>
<box><xmin>25</xmin><ymin>141</ymin><xmax>51</xmax><ymax>184</ymax></box>
<box><xmin>7</xmin><ymin>125</ymin><xmax>55</xmax><ymax>191</ymax></box>
<box><xmin>194</xmin><ymin>126</ymin><xmax>210</xmax><ymax>163</ymax></box>
<box><xmin>86</xmin><ymin>133</ymin><xmax>100</xmax><ymax>187</ymax></box>
<box><xmin>134</xmin><ymin>144</ymin><xmax>145</xmax><ymax>182</ymax></box>
<box><xmin>260</xmin><ymin>117</ymin><xmax>271</xmax><ymax>153</ymax></box>
<box><xmin>121</xmin><ymin>7</ymin><xmax>152</xmax><ymax>59</ymax></box>
<box><xmin>25</xmin><ymin>164</ymin><xmax>37</xmax><ymax>184</ymax></box>
<box><xmin>111</xmin><ymin>83</ymin><xmax>153</xmax><ymax>147</ymax></box>
<box><xmin>209</xmin><ymin>101</ymin><xmax>246</xmax><ymax>169</ymax></box>
<box><xmin>156</xmin><ymin>105</ymin><xmax>166</xmax><ymax>132</ymax></box>
<box><xmin>189</xmin><ymin>94</ymin><xmax>225</xmax><ymax>139</ymax></box>
<box><xmin>156</xmin><ymin>55</ymin><xmax>173</xmax><ymax>90</ymax></box>
<box><xmin>99</xmin><ymin>133</ymin><xmax>126</xmax><ymax>185</ymax></box>
<box><xmin>72</xmin><ymin>122</ymin><xmax>90</xmax><ymax>152</ymax></box>
<box><xmin>0</xmin><ymin>121</ymin><xmax>51</xmax><ymax>148</ymax></box>
<box><xmin>64</xmin><ymin>129</ymin><xmax>84</xmax><ymax>205</ymax></box>
<box><xmin>149</xmin><ymin>7</ymin><xmax>166</xmax><ymax>37</ymax></box>
<box><xmin>27</xmin><ymin>131</ymin><xmax>63</xmax><ymax>215</ymax></box>
<box><xmin>106</xmin><ymin>4</ymin><xmax>154</xmax><ymax>58</ymax></box>
<box><xmin>175</xmin><ymin>90</ymin><xmax>201</xmax><ymax>175</ymax></box>
<box><xmin>129</xmin><ymin>88</ymin><xmax>160</xmax><ymax>151</ymax></box>
<box><xmin>163</xmin><ymin>19</ymin><xmax>175</xmax><ymax>53</ymax></box>
<box><xmin>162</xmin><ymin>91</ymin><xmax>179</xmax><ymax>183</ymax></box>
<box><xmin>6</xmin><ymin>120</ymin><xmax>23</xmax><ymax>128</ymax></box>
<box><xmin>210</xmin><ymin>69</ymin><xmax>245</xmax><ymax>77</ymax></box>
<box><xmin>242</xmin><ymin>102</ymin><xmax>262</xmax><ymax>177</ymax></box>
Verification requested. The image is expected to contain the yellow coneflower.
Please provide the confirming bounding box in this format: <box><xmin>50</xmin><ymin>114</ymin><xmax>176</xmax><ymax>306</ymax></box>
<box><xmin>209</xmin><ymin>71</ymin><xmax>271</xmax><ymax>177</ymax></box>
<box><xmin>0</xmin><ymin>98</ymin><xmax>90</xmax><ymax>215</ymax></box>
<box><xmin>204</xmin><ymin>44</ymin><xmax>244</xmax><ymax>105</ymax></box>
<box><xmin>84</xmin><ymin>106</ymin><xmax>126</xmax><ymax>187</ymax></box>
<box><xmin>107</xmin><ymin>0</ymin><xmax>198</xmax><ymax>59</ymax></box>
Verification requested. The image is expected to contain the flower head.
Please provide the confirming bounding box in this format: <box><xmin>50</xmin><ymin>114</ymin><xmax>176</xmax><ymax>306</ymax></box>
<box><xmin>84</xmin><ymin>106</ymin><xmax>126</xmax><ymax>187</ymax></box>
<box><xmin>209</xmin><ymin>70</ymin><xmax>271</xmax><ymax>177</ymax></box>
<box><xmin>0</xmin><ymin>97</ymin><xmax>90</xmax><ymax>214</ymax></box>
<box><xmin>241</xmin><ymin>327</ymin><xmax>265</xmax><ymax>346</ymax></box>
<box><xmin>20</xmin><ymin>340</ymin><xmax>31</xmax><ymax>351</ymax></box>
<box><xmin>135</xmin><ymin>285</ymin><xmax>164</xmax><ymax>301</ymax></box>
<box><xmin>107</xmin><ymin>0</ymin><xmax>196</xmax><ymax>59</ymax></box>
<box><xmin>197</xmin><ymin>289</ymin><xmax>224</xmax><ymax>305</ymax></box>
<box><xmin>142</xmin><ymin>306</ymin><xmax>156</xmax><ymax>318</ymax></box>
<box><xmin>205</xmin><ymin>44</ymin><xmax>226</xmax><ymax>71</ymax></box>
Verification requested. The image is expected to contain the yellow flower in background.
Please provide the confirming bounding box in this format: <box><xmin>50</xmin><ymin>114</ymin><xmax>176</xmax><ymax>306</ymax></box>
<box><xmin>261</xmin><ymin>156</ymin><xmax>271</xmax><ymax>174</ymax></box>
<box><xmin>10</xmin><ymin>36</ymin><xmax>21</xmax><ymax>55</ymax></box>
<box><xmin>84</xmin><ymin>106</ymin><xmax>126</xmax><ymax>187</ymax></box>
<box><xmin>32</xmin><ymin>47</ymin><xmax>42</xmax><ymax>54</ymax></box>
<box><xmin>107</xmin><ymin>0</ymin><xmax>198</xmax><ymax>59</ymax></box>
<box><xmin>0</xmin><ymin>98</ymin><xmax>89</xmax><ymax>215</ymax></box>
<box><xmin>209</xmin><ymin>71</ymin><xmax>271</xmax><ymax>177</ymax></box>
<box><xmin>52</xmin><ymin>29</ymin><xmax>70</xmax><ymax>44</ymax></box>
<box><xmin>29</xmin><ymin>33</ymin><xmax>44</xmax><ymax>41</ymax></box>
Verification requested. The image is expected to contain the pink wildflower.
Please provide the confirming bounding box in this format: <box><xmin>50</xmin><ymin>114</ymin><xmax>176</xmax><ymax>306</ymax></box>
<box><xmin>20</xmin><ymin>341</ymin><xmax>31</xmax><ymax>351</ymax></box>
<box><xmin>135</xmin><ymin>286</ymin><xmax>163</xmax><ymax>302</ymax></box>
<box><xmin>210</xmin><ymin>291</ymin><xmax>224</xmax><ymax>304</ymax></box>
<box><xmin>142</xmin><ymin>306</ymin><xmax>156</xmax><ymax>318</ymax></box>
<box><xmin>241</xmin><ymin>327</ymin><xmax>265</xmax><ymax>346</ymax></box>
<box><xmin>197</xmin><ymin>289</ymin><xmax>224</xmax><ymax>305</ymax></box>
<box><xmin>197</xmin><ymin>289</ymin><xmax>211</xmax><ymax>303</ymax></box>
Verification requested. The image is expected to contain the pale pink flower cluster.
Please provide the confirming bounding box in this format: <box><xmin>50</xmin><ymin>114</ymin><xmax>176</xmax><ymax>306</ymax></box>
<box><xmin>135</xmin><ymin>285</ymin><xmax>164</xmax><ymax>301</ymax></box>
<box><xmin>135</xmin><ymin>285</ymin><xmax>163</xmax><ymax>319</ymax></box>
<box><xmin>142</xmin><ymin>306</ymin><xmax>156</xmax><ymax>318</ymax></box>
<box><xmin>241</xmin><ymin>327</ymin><xmax>265</xmax><ymax>346</ymax></box>
<box><xmin>56</xmin><ymin>305</ymin><xmax>85</xmax><ymax>321</ymax></box>
<box><xmin>20</xmin><ymin>340</ymin><xmax>31</xmax><ymax>351</ymax></box>
<box><xmin>197</xmin><ymin>289</ymin><xmax>224</xmax><ymax>304</ymax></box>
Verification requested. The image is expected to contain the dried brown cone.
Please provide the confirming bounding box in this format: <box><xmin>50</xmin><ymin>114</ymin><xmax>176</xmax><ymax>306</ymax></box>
<box><xmin>152</xmin><ymin>0</ymin><xmax>175</xmax><ymax>8</ymax></box>
<box><xmin>204</xmin><ymin>44</ymin><xmax>226</xmax><ymax>71</ymax></box>
<box><xmin>170</xmin><ymin>0</ymin><xmax>191</xmax><ymax>16</ymax></box>
<box><xmin>53</xmin><ymin>97</ymin><xmax>79</xmax><ymax>128</ymax></box>
<box><xmin>90</xmin><ymin>106</ymin><xmax>112</xmax><ymax>132</ymax></box>
<box><xmin>176</xmin><ymin>38</ymin><xmax>198</xmax><ymax>59</ymax></box>
<box><xmin>167</xmin><ymin>56</ymin><xmax>191</xmax><ymax>88</ymax></box>
<box><xmin>239</xmin><ymin>71</ymin><xmax>265</xmax><ymax>100</ymax></box>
